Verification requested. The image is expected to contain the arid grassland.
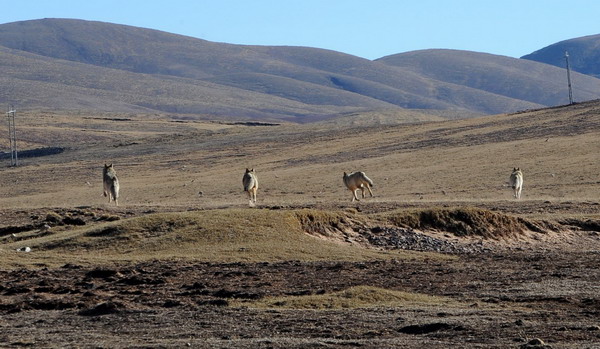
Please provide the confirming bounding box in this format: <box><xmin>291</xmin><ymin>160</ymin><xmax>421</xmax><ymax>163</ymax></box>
<box><xmin>1</xmin><ymin>102</ymin><xmax>599</xmax><ymax>348</ymax></box>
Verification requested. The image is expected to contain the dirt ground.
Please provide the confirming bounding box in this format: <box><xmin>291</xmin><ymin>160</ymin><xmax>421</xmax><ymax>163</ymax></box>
<box><xmin>1</xmin><ymin>102</ymin><xmax>600</xmax><ymax>348</ymax></box>
<box><xmin>0</xmin><ymin>201</ymin><xmax>599</xmax><ymax>348</ymax></box>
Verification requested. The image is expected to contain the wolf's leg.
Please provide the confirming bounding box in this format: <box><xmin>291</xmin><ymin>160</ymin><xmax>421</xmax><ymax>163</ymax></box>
<box><xmin>366</xmin><ymin>185</ymin><xmax>374</xmax><ymax>197</ymax></box>
<box><xmin>246</xmin><ymin>190</ymin><xmax>254</xmax><ymax>206</ymax></box>
<box><xmin>352</xmin><ymin>189</ymin><xmax>360</xmax><ymax>202</ymax></box>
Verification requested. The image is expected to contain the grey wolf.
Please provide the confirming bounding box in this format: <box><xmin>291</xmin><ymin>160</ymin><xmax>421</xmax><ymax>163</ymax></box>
<box><xmin>103</xmin><ymin>163</ymin><xmax>120</xmax><ymax>206</ymax></box>
<box><xmin>243</xmin><ymin>168</ymin><xmax>258</xmax><ymax>206</ymax></box>
<box><xmin>343</xmin><ymin>171</ymin><xmax>374</xmax><ymax>202</ymax></box>
<box><xmin>509</xmin><ymin>167</ymin><xmax>523</xmax><ymax>199</ymax></box>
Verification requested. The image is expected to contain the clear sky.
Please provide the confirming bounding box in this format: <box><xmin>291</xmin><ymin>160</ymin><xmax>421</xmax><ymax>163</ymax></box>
<box><xmin>1</xmin><ymin>0</ymin><xmax>599</xmax><ymax>60</ymax></box>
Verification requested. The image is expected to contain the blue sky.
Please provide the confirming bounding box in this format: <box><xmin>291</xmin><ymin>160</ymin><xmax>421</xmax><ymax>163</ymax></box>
<box><xmin>1</xmin><ymin>0</ymin><xmax>599</xmax><ymax>60</ymax></box>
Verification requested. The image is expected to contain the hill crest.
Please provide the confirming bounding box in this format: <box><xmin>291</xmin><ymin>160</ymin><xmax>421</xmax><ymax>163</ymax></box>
<box><xmin>1</xmin><ymin>18</ymin><xmax>600</xmax><ymax>122</ymax></box>
<box><xmin>522</xmin><ymin>34</ymin><xmax>600</xmax><ymax>78</ymax></box>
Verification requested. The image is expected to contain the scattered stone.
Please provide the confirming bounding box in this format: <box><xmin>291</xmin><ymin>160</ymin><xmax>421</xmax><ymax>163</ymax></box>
<box><xmin>360</xmin><ymin>227</ymin><xmax>486</xmax><ymax>254</ymax></box>
<box><xmin>16</xmin><ymin>247</ymin><xmax>31</xmax><ymax>252</ymax></box>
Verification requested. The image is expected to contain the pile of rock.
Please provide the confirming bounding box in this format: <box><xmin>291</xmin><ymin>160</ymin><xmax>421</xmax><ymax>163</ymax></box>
<box><xmin>360</xmin><ymin>226</ymin><xmax>488</xmax><ymax>254</ymax></box>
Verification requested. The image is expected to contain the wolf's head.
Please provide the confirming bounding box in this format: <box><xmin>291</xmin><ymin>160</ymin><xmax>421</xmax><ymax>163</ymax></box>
<box><xmin>245</xmin><ymin>168</ymin><xmax>254</xmax><ymax>174</ymax></box>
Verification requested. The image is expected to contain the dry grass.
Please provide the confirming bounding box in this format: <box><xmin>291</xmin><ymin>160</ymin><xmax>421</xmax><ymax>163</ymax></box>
<box><xmin>0</xmin><ymin>209</ymin><xmax>437</xmax><ymax>268</ymax></box>
<box><xmin>230</xmin><ymin>285</ymin><xmax>457</xmax><ymax>310</ymax></box>
<box><xmin>294</xmin><ymin>209</ymin><xmax>369</xmax><ymax>238</ymax></box>
<box><xmin>0</xmin><ymin>102</ymin><xmax>599</xmax><ymax>268</ymax></box>
<box><xmin>381</xmin><ymin>207</ymin><xmax>543</xmax><ymax>239</ymax></box>
<box><xmin>1</xmin><ymin>102</ymin><xmax>600</xmax><ymax>209</ymax></box>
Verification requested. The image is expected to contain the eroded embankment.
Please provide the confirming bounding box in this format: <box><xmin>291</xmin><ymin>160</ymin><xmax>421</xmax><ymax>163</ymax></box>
<box><xmin>1</xmin><ymin>206</ymin><xmax>598</xmax><ymax>267</ymax></box>
<box><xmin>296</xmin><ymin>207</ymin><xmax>593</xmax><ymax>253</ymax></box>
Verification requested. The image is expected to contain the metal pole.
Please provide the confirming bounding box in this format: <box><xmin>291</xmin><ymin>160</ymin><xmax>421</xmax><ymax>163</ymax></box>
<box><xmin>565</xmin><ymin>51</ymin><xmax>574</xmax><ymax>104</ymax></box>
<box><xmin>11</xmin><ymin>108</ymin><xmax>17</xmax><ymax>166</ymax></box>
<box><xmin>6</xmin><ymin>108</ymin><xmax>13</xmax><ymax>166</ymax></box>
<box><xmin>6</xmin><ymin>106</ymin><xmax>18</xmax><ymax>166</ymax></box>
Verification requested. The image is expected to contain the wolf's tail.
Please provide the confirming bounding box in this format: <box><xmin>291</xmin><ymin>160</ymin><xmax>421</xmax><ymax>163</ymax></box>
<box><xmin>361</xmin><ymin>172</ymin><xmax>374</xmax><ymax>186</ymax></box>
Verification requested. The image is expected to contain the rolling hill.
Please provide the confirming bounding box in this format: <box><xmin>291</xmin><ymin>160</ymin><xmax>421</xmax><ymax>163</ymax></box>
<box><xmin>1</xmin><ymin>18</ymin><xmax>600</xmax><ymax>121</ymax></box>
<box><xmin>376</xmin><ymin>49</ymin><xmax>600</xmax><ymax>107</ymax></box>
<box><xmin>522</xmin><ymin>34</ymin><xmax>600</xmax><ymax>78</ymax></box>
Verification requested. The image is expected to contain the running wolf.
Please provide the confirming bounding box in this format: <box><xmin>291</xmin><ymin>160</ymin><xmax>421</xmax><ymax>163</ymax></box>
<box><xmin>343</xmin><ymin>171</ymin><xmax>374</xmax><ymax>202</ymax></box>
<box><xmin>243</xmin><ymin>168</ymin><xmax>258</xmax><ymax>206</ymax></box>
<box><xmin>103</xmin><ymin>163</ymin><xmax>120</xmax><ymax>206</ymax></box>
<box><xmin>509</xmin><ymin>167</ymin><xmax>523</xmax><ymax>199</ymax></box>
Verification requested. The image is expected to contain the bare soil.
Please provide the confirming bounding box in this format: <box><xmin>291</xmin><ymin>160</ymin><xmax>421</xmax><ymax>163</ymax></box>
<box><xmin>1</xmin><ymin>250</ymin><xmax>600</xmax><ymax>348</ymax></box>
<box><xmin>1</xmin><ymin>201</ymin><xmax>599</xmax><ymax>348</ymax></box>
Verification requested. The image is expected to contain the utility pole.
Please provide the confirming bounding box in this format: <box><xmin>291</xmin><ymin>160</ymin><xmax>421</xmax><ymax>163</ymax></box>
<box><xmin>564</xmin><ymin>51</ymin><xmax>574</xmax><ymax>105</ymax></box>
<box><xmin>6</xmin><ymin>105</ymin><xmax>18</xmax><ymax>166</ymax></box>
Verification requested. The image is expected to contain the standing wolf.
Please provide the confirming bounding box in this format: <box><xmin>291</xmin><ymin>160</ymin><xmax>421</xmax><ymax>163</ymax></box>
<box><xmin>103</xmin><ymin>163</ymin><xmax>120</xmax><ymax>206</ymax></box>
<box><xmin>243</xmin><ymin>168</ymin><xmax>258</xmax><ymax>206</ymax></box>
<box><xmin>509</xmin><ymin>167</ymin><xmax>523</xmax><ymax>199</ymax></box>
<box><xmin>343</xmin><ymin>171</ymin><xmax>374</xmax><ymax>202</ymax></box>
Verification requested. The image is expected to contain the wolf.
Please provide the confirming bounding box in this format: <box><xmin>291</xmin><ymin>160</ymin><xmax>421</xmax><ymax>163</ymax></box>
<box><xmin>343</xmin><ymin>171</ymin><xmax>374</xmax><ymax>202</ymax></box>
<box><xmin>242</xmin><ymin>168</ymin><xmax>258</xmax><ymax>206</ymax></box>
<box><xmin>103</xmin><ymin>163</ymin><xmax>120</xmax><ymax>206</ymax></box>
<box><xmin>509</xmin><ymin>167</ymin><xmax>523</xmax><ymax>199</ymax></box>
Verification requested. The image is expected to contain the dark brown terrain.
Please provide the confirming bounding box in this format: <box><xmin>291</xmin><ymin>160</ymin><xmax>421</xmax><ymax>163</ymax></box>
<box><xmin>1</xmin><ymin>202</ymin><xmax>600</xmax><ymax>348</ymax></box>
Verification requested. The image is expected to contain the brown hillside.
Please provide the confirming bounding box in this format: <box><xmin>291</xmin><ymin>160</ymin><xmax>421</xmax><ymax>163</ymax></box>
<box><xmin>4</xmin><ymin>18</ymin><xmax>599</xmax><ymax>121</ymax></box>
<box><xmin>522</xmin><ymin>33</ymin><xmax>600</xmax><ymax>78</ymax></box>
<box><xmin>377</xmin><ymin>49</ymin><xmax>600</xmax><ymax>106</ymax></box>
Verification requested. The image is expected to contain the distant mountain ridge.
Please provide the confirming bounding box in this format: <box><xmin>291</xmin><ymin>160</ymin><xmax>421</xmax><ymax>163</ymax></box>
<box><xmin>522</xmin><ymin>34</ymin><xmax>600</xmax><ymax>78</ymax></box>
<box><xmin>0</xmin><ymin>18</ymin><xmax>599</xmax><ymax>122</ymax></box>
<box><xmin>376</xmin><ymin>49</ymin><xmax>600</xmax><ymax>108</ymax></box>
